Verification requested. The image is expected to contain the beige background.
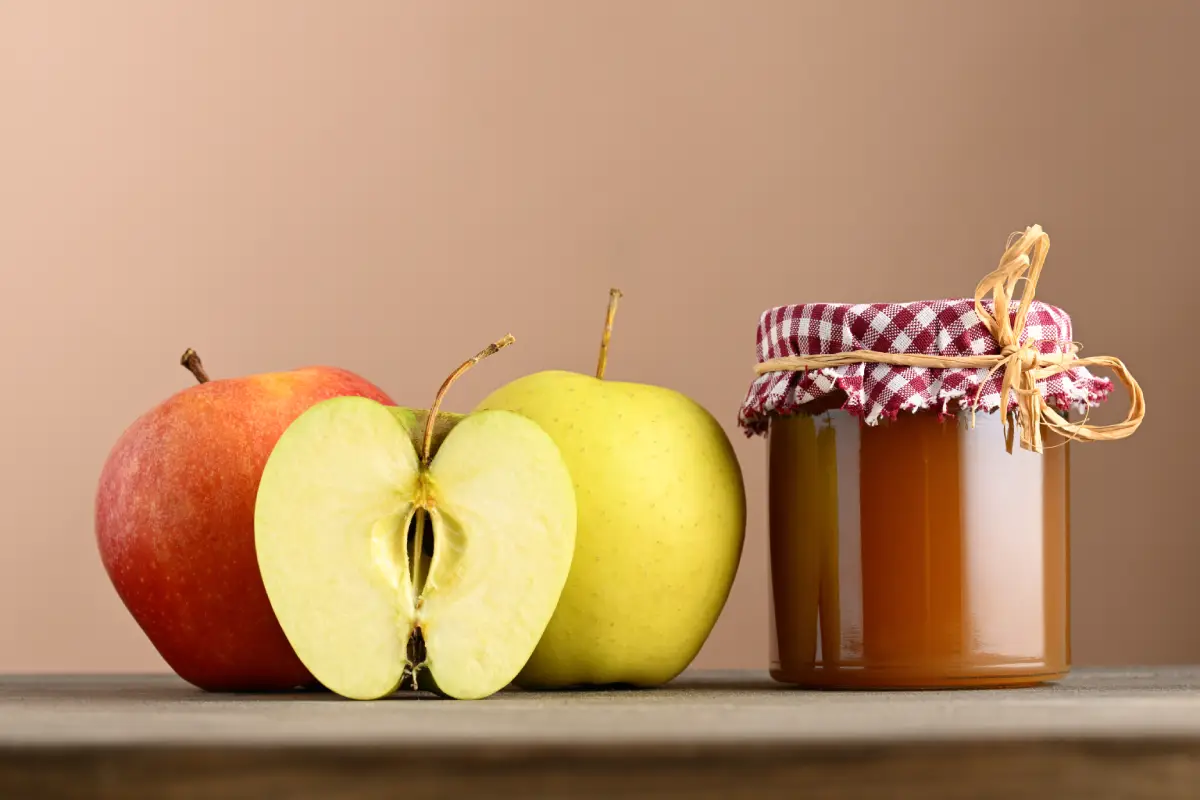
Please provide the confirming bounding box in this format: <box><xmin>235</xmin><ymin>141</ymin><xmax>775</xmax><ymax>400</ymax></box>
<box><xmin>2</xmin><ymin>1</ymin><xmax>1197</xmax><ymax>674</ymax></box>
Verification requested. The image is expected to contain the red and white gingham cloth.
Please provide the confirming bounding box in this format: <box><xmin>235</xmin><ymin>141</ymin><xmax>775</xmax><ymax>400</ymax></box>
<box><xmin>738</xmin><ymin>298</ymin><xmax>1114</xmax><ymax>436</ymax></box>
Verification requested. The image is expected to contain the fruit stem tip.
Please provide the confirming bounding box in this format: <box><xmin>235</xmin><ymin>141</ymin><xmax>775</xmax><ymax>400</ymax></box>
<box><xmin>180</xmin><ymin>348</ymin><xmax>210</xmax><ymax>384</ymax></box>
<box><xmin>481</xmin><ymin>333</ymin><xmax>516</xmax><ymax>360</ymax></box>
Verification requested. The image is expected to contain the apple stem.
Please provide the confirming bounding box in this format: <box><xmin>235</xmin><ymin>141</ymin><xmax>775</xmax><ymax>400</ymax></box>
<box><xmin>180</xmin><ymin>349</ymin><xmax>210</xmax><ymax>384</ymax></box>
<box><xmin>420</xmin><ymin>334</ymin><xmax>516</xmax><ymax>466</ymax></box>
<box><xmin>595</xmin><ymin>288</ymin><xmax>623</xmax><ymax>380</ymax></box>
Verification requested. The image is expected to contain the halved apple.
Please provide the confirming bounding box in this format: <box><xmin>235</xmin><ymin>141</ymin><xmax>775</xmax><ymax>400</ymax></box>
<box><xmin>253</xmin><ymin>337</ymin><xmax>577</xmax><ymax>700</ymax></box>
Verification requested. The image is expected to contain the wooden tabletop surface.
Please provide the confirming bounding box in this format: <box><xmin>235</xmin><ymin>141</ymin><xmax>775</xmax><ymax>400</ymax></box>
<box><xmin>3</xmin><ymin>668</ymin><xmax>1199</xmax><ymax>799</ymax></box>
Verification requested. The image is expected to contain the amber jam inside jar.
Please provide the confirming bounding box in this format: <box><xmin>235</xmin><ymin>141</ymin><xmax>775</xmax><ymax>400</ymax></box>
<box><xmin>767</xmin><ymin>405</ymin><xmax>1070</xmax><ymax>689</ymax></box>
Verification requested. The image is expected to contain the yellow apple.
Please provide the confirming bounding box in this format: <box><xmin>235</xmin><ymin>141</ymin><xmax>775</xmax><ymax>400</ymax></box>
<box><xmin>475</xmin><ymin>291</ymin><xmax>746</xmax><ymax>688</ymax></box>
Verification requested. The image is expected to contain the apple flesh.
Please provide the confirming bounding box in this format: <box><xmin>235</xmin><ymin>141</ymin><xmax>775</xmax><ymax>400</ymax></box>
<box><xmin>475</xmin><ymin>368</ymin><xmax>746</xmax><ymax>689</ymax></box>
<box><xmin>95</xmin><ymin>357</ymin><xmax>395</xmax><ymax>692</ymax></box>
<box><xmin>253</xmin><ymin>397</ymin><xmax>577</xmax><ymax>700</ymax></box>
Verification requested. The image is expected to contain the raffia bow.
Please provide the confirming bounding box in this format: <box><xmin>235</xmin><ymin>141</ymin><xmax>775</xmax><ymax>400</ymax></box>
<box><xmin>753</xmin><ymin>225</ymin><xmax>1146</xmax><ymax>454</ymax></box>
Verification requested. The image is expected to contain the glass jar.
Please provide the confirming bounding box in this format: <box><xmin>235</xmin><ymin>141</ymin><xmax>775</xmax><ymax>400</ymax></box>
<box><xmin>766</xmin><ymin>406</ymin><xmax>1070</xmax><ymax>689</ymax></box>
<box><xmin>741</xmin><ymin>226</ymin><xmax>1145</xmax><ymax>690</ymax></box>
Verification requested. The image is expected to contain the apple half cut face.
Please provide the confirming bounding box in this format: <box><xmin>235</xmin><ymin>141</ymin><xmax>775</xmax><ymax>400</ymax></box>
<box><xmin>254</xmin><ymin>397</ymin><xmax>577</xmax><ymax>700</ymax></box>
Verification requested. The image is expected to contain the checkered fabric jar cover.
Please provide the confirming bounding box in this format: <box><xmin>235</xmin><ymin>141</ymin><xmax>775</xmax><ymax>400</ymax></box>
<box><xmin>737</xmin><ymin>298</ymin><xmax>1114</xmax><ymax>436</ymax></box>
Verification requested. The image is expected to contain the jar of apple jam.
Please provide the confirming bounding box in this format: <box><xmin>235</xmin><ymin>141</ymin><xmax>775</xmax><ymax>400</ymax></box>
<box><xmin>738</xmin><ymin>225</ymin><xmax>1144</xmax><ymax>689</ymax></box>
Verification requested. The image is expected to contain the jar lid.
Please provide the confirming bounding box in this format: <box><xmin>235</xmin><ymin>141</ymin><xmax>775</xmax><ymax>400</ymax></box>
<box><xmin>738</xmin><ymin>297</ymin><xmax>1112</xmax><ymax>433</ymax></box>
<box><xmin>737</xmin><ymin>225</ymin><xmax>1145</xmax><ymax>454</ymax></box>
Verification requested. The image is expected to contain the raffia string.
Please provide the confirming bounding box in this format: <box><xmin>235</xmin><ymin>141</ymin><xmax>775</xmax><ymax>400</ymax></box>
<box><xmin>753</xmin><ymin>225</ymin><xmax>1146</xmax><ymax>454</ymax></box>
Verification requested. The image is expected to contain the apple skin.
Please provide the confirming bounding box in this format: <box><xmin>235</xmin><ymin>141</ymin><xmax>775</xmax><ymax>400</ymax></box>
<box><xmin>95</xmin><ymin>365</ymin><xmax>395</xmax><ymax>692</ymax></box>
<box><xmin>475</xmin><ymin>370</ymin><xmax>746</xmax><ymax>688</ymax></box>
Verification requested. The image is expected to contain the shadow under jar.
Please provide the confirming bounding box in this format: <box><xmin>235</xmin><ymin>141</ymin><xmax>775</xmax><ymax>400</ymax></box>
<box><xmin>765</xmin><ymin>405</ymin><xmax>1071</xmax><ymax>689</ymax></box>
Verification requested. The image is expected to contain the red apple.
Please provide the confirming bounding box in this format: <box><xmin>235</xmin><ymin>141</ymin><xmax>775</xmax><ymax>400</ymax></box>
<box><xmin>95</xmin><ymin>350</ymin><xmax>395</xmax><ymax>692</ymax></box>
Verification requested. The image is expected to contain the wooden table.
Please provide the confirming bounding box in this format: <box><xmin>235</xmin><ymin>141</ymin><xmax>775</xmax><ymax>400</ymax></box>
<box><xmin>3</xmin><ymin>668</ymin><xmax>1199</xmax><ymax>799</ymax></box>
